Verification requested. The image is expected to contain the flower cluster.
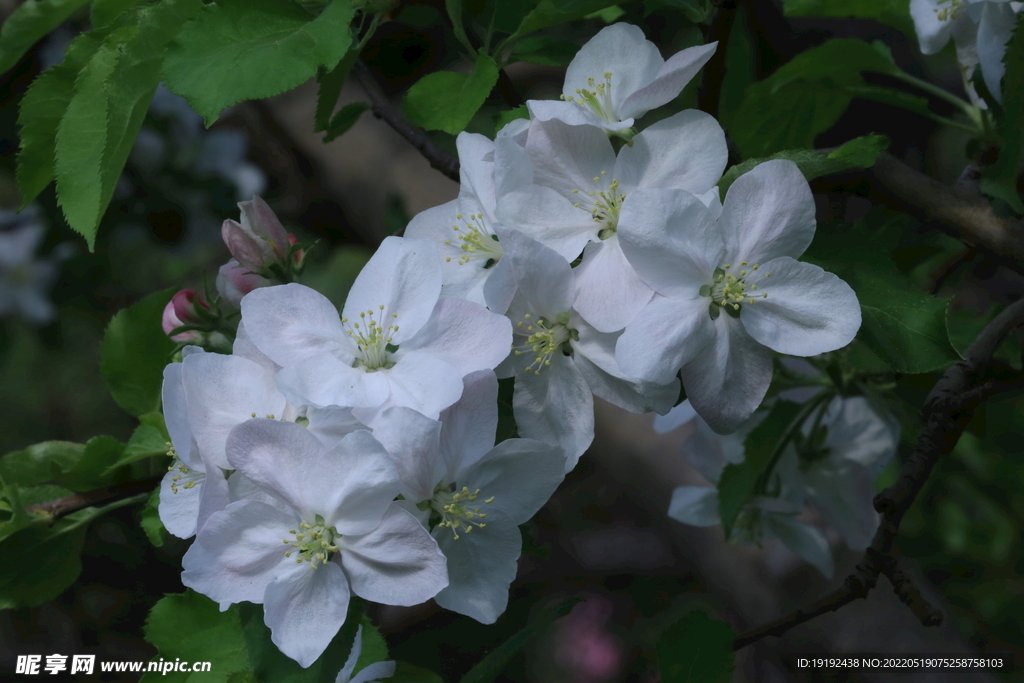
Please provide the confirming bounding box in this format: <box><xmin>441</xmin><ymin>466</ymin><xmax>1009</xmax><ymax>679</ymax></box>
<box><xmin>159</xmin><ymin>22</ymin><xmax>863</xmax><ymax>671</ymax></box>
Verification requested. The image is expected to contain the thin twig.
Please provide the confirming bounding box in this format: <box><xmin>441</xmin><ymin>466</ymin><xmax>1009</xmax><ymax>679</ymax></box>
<box><xmin>26</xmin><ymin>476</ymin><xmax>164</xmax><ymax>523</ymax></box>
<box><xmin>734</xmin><ymin>299</ymin><xmax>1024</xmax><ymax>650</ymax></box>
<box><xmin>351</xmin><ymin>61</ymin><xmax>461</xmax><ymax>182</ymax></box>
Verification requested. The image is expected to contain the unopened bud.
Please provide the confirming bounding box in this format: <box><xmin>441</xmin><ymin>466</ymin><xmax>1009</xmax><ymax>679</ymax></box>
<box><xmin>162</xmin><ymin>289</ymin><xmax>208</xmax><ymax>342</ymax></box>
<box><xmin>216</xmin><ymin>259</ymin><xmax>269</xmax><ymax>307</ymax></box>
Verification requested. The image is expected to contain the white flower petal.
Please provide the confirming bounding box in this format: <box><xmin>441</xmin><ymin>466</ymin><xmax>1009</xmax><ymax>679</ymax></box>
<box><xmin>615</xmin><ymin>295</ymin><xmax>713</xmax><ymax>384</ymax></box>
<box><xmin>159</xmin><ymin>467</ymin><xmax>204</xmax><ymax>538</ymax></box>
<box><xmin>720</xmin><ymin>159</ymin><xmax>816</xmax><ymax>265</ymax></box>
<box><xmin>574</xmin><ymin>352</ymin><xmax>678</xmax><ymax>415</ymax></box>
<box><xmin>977</xmin><ymin>1</ymin><xmax>1016</xmax><ymax>102</ymax></box>
<box><xmin>762</xmin><ymin>514</ymin><xmax>835</xmax><ymax>578</ymax></box>
<box><xmin>377</xmin><ymin>350</ymin><xmax>466</xmax><ymax>420</ymax></box>
<box><xmin>512</xmin><ymin>356</ymin><xmax>594</xmax><ymax>471</ymax></box>
<box><xmin>399</xmin><ymin>298</ymin><xmax>513</xmax><ymax>377</ymax></box>
<box><xmin>668</xmin><ymin>486</ymin><xmax>720</xmax><ymax>526</ymax></box>
<box><xmin>619</xmin><ymin>42</ymin><xmax>718</xmax><ymax>120</ymax></box>
<box><xmin>680</xmin><ymin>315</ymin><xmax>773</xmax><ymax>434</ymax></box>
<box><xmin>615</xmin><ymin>109</ymin><xmax>727</xmax><ymax>194</ymax></box>
<box><xmin>526</xmin><ymin>99</ymin><xmax>633</xmax><ymax>130</ymax></box>
<box><xmin>241</xmin><ymin>284</ymin><xmax>351</xmax><ymax>367</ymax></box>
<box><xmin>233</xmin><ymin>321</ymin><xmax>278</xmax><ymax>374</ymax></box>
<box><xmin>342</xmin><ymin>237</ymin><xmax>441</xmax><ymax>345</ymax></box>
<box><xmin>739</xmin><ymin>257</ymin><xmax>861</xmax><ymax>356</ymax></box>
<box><xmin>340</xmin><ymin>505</ymin><xmax>449</xmax><ymax>606</ymax></box>
<box><xmin>481</xmin><ymin>254</ymin><xmax>517</xmax><ymax>315</ymax></box>
<box><xmin>499</xmin><ymin>225</ymin><xmax>576</xmax><ymax>317</ymax></box>
<box><xmin>439</xmin><ymin>370</ymin><xmax>499</xmax><ymax>477</ymax></box>
<box><xmin>564</xmin><ymin>23</ymin><xmax>662</xmax><ymax>117</ymax></box>
<box><xmin>433</xmin><ymin>511</ymin><xmax>521</xmax><ymax>624</ymax></box>
<box><xmin>525</xmin><ymin>118</ymin><xmax>618</xmax><ymax>200</ymax></box>
<box><xmin>652</xmin><ymin>401</ymin><xmax>697</xmax><ymax>434</ymax></box>
<box><xmin>182</xmin><ymin>500</ymin><xmax>299</xmax><ymax>605</ymax></box>
<box><xmin>162</xmin><ymin>363</ymin><xmax>197</xmax><ymax>469</ymax></box>
<box><xmin>372</xmin><ymin>406</ymin><xmax>445</xmax><ymax>503</ymax></box>
<box><xmin>264</xmin><ymin>559</ymin><xmax>351</xmax><ymax>669</ymax></box>
<box><xmin>274</xmin><ymin>354</ymin><xmax>391</xmax><ymax>410</ymax></box>
<box><xmin>457</xmin><ymin>133</ymin><xmax>498</xmax><ymax>223</ymax></box>
<box><xmin>306</xmin><ymin>407</ymin><xmax>369</xmax><ymax>449</ymax></box>
<box><xmin>911</xmin><ymin>0</ymin><xmax>954</xmax><ymax>53</ymax></box>
<box><xmin>805</xmin><ymin>462</ymin><xmax>879</xmax><ymax>550</ymax></box>
<box><xmin>460</xmin><ymin>437</ymin><xmax>566</xmax><ymax>524</ymax></box>
<box><xmin>497</xmin><ymin>185</ymin><xmax>598</xmax><ymax>260</ymax></box>
<box><xmin>573</xmin><ymin>236</ymin><xmax>653</xmax><ymax>333</ymax></box>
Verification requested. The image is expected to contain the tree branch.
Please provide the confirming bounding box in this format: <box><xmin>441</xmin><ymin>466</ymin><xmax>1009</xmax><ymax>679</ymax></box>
<box><xmin>351</xmin><ymin>61</ymin><xmax>461</xmax><ymax>182</ymax></box>
<box><xmin>867</xmin><ymin>153</ymin><xmax>1024</xmax><ymax>272</ymax></box>
<box><xmin>26</xmin><ymin>476</ymin><xmax>163</xmax><ymax>523</ymax></box>
<box><xmin>734</xmin><ymin>298</ymin><xmax>1024</xmax><ymax>650</ymax></box>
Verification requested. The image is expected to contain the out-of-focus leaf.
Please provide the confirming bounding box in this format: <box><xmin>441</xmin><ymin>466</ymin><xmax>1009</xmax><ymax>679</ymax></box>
<box><xmin>657</xmin><ymin>610</ymin><xmax>735</xmax><ymax>683</ymax></box>
<box><xmin>782</xmin><ymin>0</ymin><xmax>914</xmax><ymax>35</ymax></box>
<box><xmin>0</xmin><ymin>0</ymin><xmax>91</xmax><ymax>75</ymax></box>
<box><xmin>509</xmin><ymin>36</ymin><xmax>579</xmax><ymax>66</ymax></box>
<box><xmin>140</xmin><ymin>487</ymin><xmax>167</xmax><ymax>547</ymax></box>
<box><xmin>404</xmin><ymin>54</ymin><xmax>500</xmax><ymax>135</ymax></box>
<box><xmin>981</xmin><ymin>13</ymin><xmax>1024</xmax><ymax>211</ymax></box>
<box><xmin>105</xmin><ymin>412</ymin><xmax>171</xmax><ymax>475</ymax></box>
<box><xmin>324</xmin><ymin>101</ymin><xmax>370</xmax><ymax>142</ymax></box>
<box><xmin>315</xmin><ymin>48</ymin><xmax>360</xmax><ymax>132</ymax></box>
<box><xmin>514</xmin><ymin>0</ymin><xmax>623</xmax><ymax>36</ymax></box>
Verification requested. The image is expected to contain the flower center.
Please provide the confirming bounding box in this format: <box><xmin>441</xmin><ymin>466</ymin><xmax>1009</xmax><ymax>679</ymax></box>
<box><xmin>512</xmin><ymin>311</ymin><xmax>577</xmax><ymax>375</ymax></box>
<box><xmin>427</xmin><ymin>484</ymin><xmax>494</xmax><ymax>540</ymax></box>
<box><xmin>444</xmin><ymin>213</ymin><xmax>503</xmax><ymax>268</ymax></box>
<box><xmin>561</xmin><ymin>73</ymin><xmax>615</xmax><ymax>122</ymax></box>
<box><xmin>700</xmin><ymin>262</ymin><xmax>770</xmax><ymax>319</ymax></box>
<box><xmin>934</xmin><ymin>0</ymin><xmax>964</xmax><ymax>21</ymax></box>
<box><xmin>282</xmin><ymin>515</ymin><xmax>340</xmax><ymax>569</ymax></box>
<box><xmin>571</xmin><ymin>172</ymin><xmax>626</xmax><ymax>238</ymax></box>
<box><xmin>166</xmin><ymin>442</ymin><xmax>202</xmax><ymax>494</ymax></box>
<box><xmin>341</xmin><ymin>305</ymin><xmax>399</xmax><ymax>371</ymax></box>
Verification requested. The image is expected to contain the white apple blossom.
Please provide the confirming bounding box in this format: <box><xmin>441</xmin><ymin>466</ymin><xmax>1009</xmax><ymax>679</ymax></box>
<box><xmin>405</xmin><ymin>132</ymin><xmax>531</xmax><ymax>313</ymax></box>
<box><xmin>158</xmin><ymin>349</ymin><xmax>229</xmax><ymax>539</ymax></box>
<box><xmin>526</xmin><ymin>22</ymin><xmax>717</xmax><ymax>135</ymax></box>
<box><xmin>240</xmin><ymin>237</ymin><xmax>512</xmax><ymax>422</ymax></box>
<box><xmin>373</xmin><ymin>371</ymin><xmax>565</xmax><ymax>623</ymax></box>
<box><xmin>496</xmin><ymin>228</ymin><xmax>678</xmax><ymax>468</ymax></box>
<box><xmin>335</xmin><ymin>625</ymin><xmax>395</xmax><ymax>683</ymax></box>
<box><xmin>616</xmin><ymin>160</ymin><xmax>861</xmax><ymax>433</ymax></box>
<box><xmin>497</xmin><ymin>111</ymin><xmax>727</xmax><ymax>332</ymax></box>
<box><xmin>911</xmin><ymin>0</ymin><xmax>1021</xmax><ymax>103</ymax></box>
<box><xmin>664</xmin><ymin>402</ymin><xmax>836</xmax><ymax>577</ymax></box>
<box><xmin>182</xmin><ymin>419</ymin><xmax>447</xmax><ymax>668</ymax></box>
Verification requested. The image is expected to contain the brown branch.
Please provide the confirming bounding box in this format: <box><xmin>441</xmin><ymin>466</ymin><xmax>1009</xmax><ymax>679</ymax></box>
<box><xmin>26</xmin><ymin>476</ymin><xmax>163</xmax><ymax>523</ymax></box>
<box><xmin>351</xmin><ymin>61</ymin><xmax>461</xmax><ymax>183</ymax></box>
<box><xmin>734</xmin><ymin>298</ymin><xmax>1024</xmax><ymax>650</ymax></box>
<box><xmin>697</xmin><ymin>0</ymin><xmax>741</xmax><ymax>117</ymax></box>
<box><xmin>867</xmin><ymin>153</ymin><xmax>1024</xmax><ymax>272</ymax></box>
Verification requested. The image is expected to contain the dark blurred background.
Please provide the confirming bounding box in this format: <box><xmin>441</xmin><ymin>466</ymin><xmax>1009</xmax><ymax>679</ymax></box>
<box><xmin>0</xmin><ymin>1</ymin><xmax>1021</xmax><ymax>681</ymax></box>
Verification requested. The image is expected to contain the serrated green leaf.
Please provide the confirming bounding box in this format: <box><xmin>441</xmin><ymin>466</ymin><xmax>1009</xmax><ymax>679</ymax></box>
<box><xmin>718</xmin><ymin>400</ymin><xmax>803</xmax><ymax>537</ymax></box>
<box><xmin>105</xmin><ymin>412</ymin><xmax>171</xmax><ymax>475</ymax></box>
<box><xmin>782</xmin><ymin>0</ymin><xmax>913</xmax><ymax>35</ymax></box>
<box><xmin>143</xmin><ymin>591</ymin><xmax>250</xmax><ymax>682</ymax></box>
<box><xmin>657</xmin><ymin>610</ymin><xmax>735</xmax><ymax>683</ymax></box>
<box><xmin>237</xmin><ymin>598</ymin><xmax>364</xmax><ymax>683</ymax></box>
<box><xmin>404</xmin><ymin>54</ymin><xmax>499</xmax><ymax>135</ymax></box>
<box><xmin>494</xmin><ymin>104</ymin><xmax>529</xmax><ymax>134</ymax></box>
<box><xmin>514</xmin><ymin>0</ymin><xmax>623</xmax><ymax>36</ymax></box>
<box><xmin>0</xmin><ymin>493</ymin><xmax>145</xmax><ymax>609</ymax></box>
<box><xmin>58</xmin><ymin>435</ymin><xmax>126</xmax><ymax>490</ymax></box>
<box><xmin>458</xmin><ymin>598</ymin><xmax>581</xmax><ymax>683</ymax></box>
<box><xmin>718</xmin><ymin>134</ymin><xmax>890</xmax><ymax>193</ymax></box>
<box><xmin>315</xmin><ymin>48</ymin><xmax>360</xmax><ymax>132</ymax></box>
<box><xmin>353</xmin><ymin>615</ymin><xmax>389</xmax><ymax>675</ymax></box>
<box><xmin>91</xmin><ymin>0</ymin><xmax>142</xmax><ymax>28</ymax></box>
<box><xmin>100</xmin><ymin>288</ymin><xmax>177</xmax><ymax>417</ymax></box>
<box><xmin>0</xmin><ymin>0</ymin><xmax>91</xmax><ymax>75</ymax></box>
<box><xmin>470</xmin><ymin>0</ymin><xmax>535</xmax><ymax>35</ymax></box>
<box><xmin>509</xmin><ymin>36</ymin><xmax>579</xmax><ymax>66</ymax></box>
<box><xmin>140</xmin><ymin>486</ymin><xmax>167</xmax><ymax>547</ymax></box>
<box><xmin>0</xmin><ymin>440</ymin><xmax>83</xmax><ymax>487</ymax></box>
<box><xmin>392</xmin><ymin>662</ymin><xmax>445</xmax><ymax>683</ymax></box>
<box><xmin>324</xmin><ymin>101</ymin><xmax>370</xmax><ymax>142</ymax></box>
<box><xmin>163</xmin><ymin>0</ymin><xmax>355</xmax><ymax>125</ymax></box>
<box><xmin>983</xmin><ymin>13</ymin><xmax>1024</xmax><ymax>202</ymax></box>
<box><xmin>729</xmin><ymin>39</ymin><xmax>897</xmax><ymax>158</ymax></box>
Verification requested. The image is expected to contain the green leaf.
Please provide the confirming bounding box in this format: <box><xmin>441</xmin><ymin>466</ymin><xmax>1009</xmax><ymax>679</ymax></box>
<box><xmin>718</xmin><ymin>134</ymin><xmax>890</xmax><ymax>193</ymax></box>
<box><xmin>54</xmin><ymin>0</ymin><xmax>204</xmax><ymax>248</ymax></box>
<box><xmin>494</xmin><ymin>104</ymin><xmax>529</xmax><ymax>134</ymax></box>
<box><xmin>657</xmin><ymin>610</ymin><xmax>735</xmax><ymax>683</ymax></box>
<box><xmin>353</xmin><ymin>615</ymin><xmax>389</xmax><ymax>675</ymax></box>
<box><xmin>237</xmin><ymin>598</ymin><xmax>364</xmax><ymax>683</ymax></box>
<box><xmin>509</xmin><ymin>36</ymin><xmax>579</xmax><ymax>66</ymax></box>
<box><xmin>163</xmin><ymin>0</ymin><xmax>355</xmax><ymax>125</ymax></box>
<box><xmin>100</xmin><ymin>288</ymin><xmax>177</xmax><ymax>417</ymax></box>
<box><xmin>392</xmin><ymin>663</ymin><xmax>445</xmax><ymax>683</ymax></box>
<box><xmin>140</xmin><ymin>487</ymin><xmax>168</xmax><ymax>547</ymax></box>
<box><xmin>718</xmin><ymin>400</ymin><xmax>803</xmax><ymax>538</ymax></box>
<box><xmin>105</xmin><ymin>412</ymin><xmax>172</xmax><ymax>475</ymax></box>
<box><xmin>805</xmin><ymin>217</ymin><xmax>961</xmax><ymax>374</ymax></box>
<box><xmin>91</xmin><ymin>0</ymin><xmax>143</xmax><ymax>28</ymax></box>
<box><xmin>514</xmin><ymin>0</ymin><xmax>623</xmax><ymax>36</ymax></box>
<box><xmin>0</xmin><ymin>0</ymin><xmax>91</xmax><ymax>75</ymax></box>
<box><xmin>0</xmin><ymin>493</ymin><xmax>146</xmax><ymax>609</ymax></box>
<box><xmin>729</xmin><ymin>39</ymin><xmax>897</xmax><ymax>158</ymax></box>
<box><xmin>58</xmin><ymin>435</ymin><xmax>126</xmax><ymax>490</ymax></box>
<box><xmin>469</xmin><ymin>0</ymin><xmax>535</xmax><ymax>36</ymax></box>
<box><xmin>458</xmin><ymin>598</ymin><xmax>581</xmax><ymax>683</ymax></box>
<box><xmin>315</xmin><ymin>48</ymin><xmax>360</xmax><ymax>132</ymax></box>
<box><xmin>983</xmin><ymin>13</ymin><xmax>1024</xmax><ymax>208</ymax></box>
<box><xmin>143</xmin><ymin>591</ymin><xmax>250</xmax><ymax>682</ymax></box>
<box><xmin>16</xmin><ymin>31</ymin><xmax>105</xmax><ymax>208</ymax></box>
<box><xmin>0</xmin><ymin>441</ymin><xmax>83</xmax><ymax>487</ymax></box>
<box><xmin>782</xmin><ymin>0</ymin><xmax>914</xmax><ymax>35</ymax></box>
<box><xmin>324</xmin><ymin>101</ymin><xmax>370</xmax><ymax>142</ymax></box>
<box><xmin>404</xmin><ymin>54</ymin><xmax>500</xmax><ymax>135</ymax></box>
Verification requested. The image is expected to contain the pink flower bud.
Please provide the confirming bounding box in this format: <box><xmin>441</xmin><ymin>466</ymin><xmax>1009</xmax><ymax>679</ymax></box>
<box><xmin>287</xmin><ymin>233</ymin><xmax>306</xmax><ymax>267</ymax></box>
<box><xmin>216</xmin><ymin>259</ymin><xmax>269</xmax><ymax>307</ymax></box>
<box><xmin>221</xmin><ymin>219</ymin><xmax>266</xmax><ymax>271</ymax></box>
<box><xmin>162</xmin><ymin>289</ymin><xmax>206</xmax><ymax>342</ymax></box>
<box><xmin>238</xmin><ymin>195</ymin><xmax>290</xmax><ymax>260</ymax></box>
